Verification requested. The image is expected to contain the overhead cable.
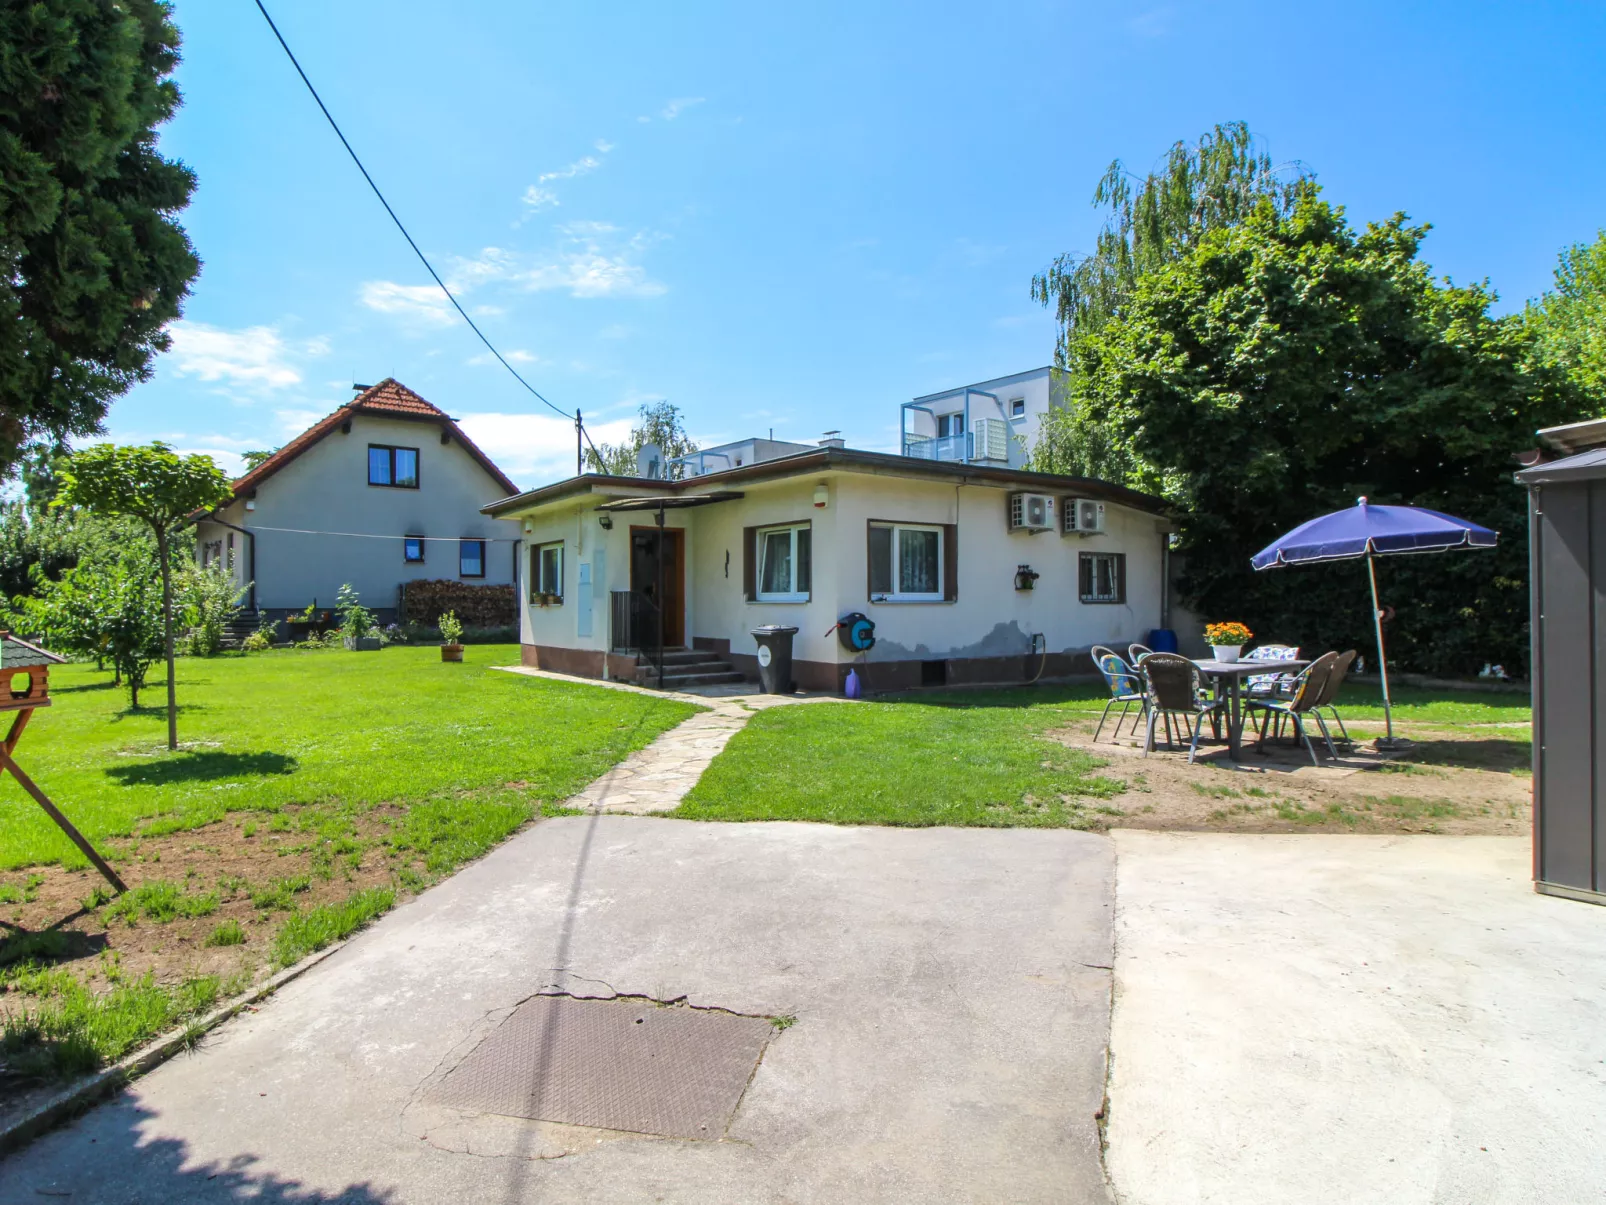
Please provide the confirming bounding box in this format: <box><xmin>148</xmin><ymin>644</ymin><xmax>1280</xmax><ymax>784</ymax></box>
<box><xmin>250</xmin><ymin>0</ymin><xmax>607</xmax><ymax>468</ymax></box>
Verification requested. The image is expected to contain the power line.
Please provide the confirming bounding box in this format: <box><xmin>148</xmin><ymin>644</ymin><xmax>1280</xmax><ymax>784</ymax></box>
<box><xmin>250</xmin><ymin>0</ymin><xmax>608</xmax><ymax>470</ymax></box>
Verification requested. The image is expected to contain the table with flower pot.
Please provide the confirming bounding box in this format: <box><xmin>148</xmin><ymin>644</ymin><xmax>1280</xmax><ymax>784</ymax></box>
<box><xmin>1191</xmin><ymin>658</ymin><xmax>1309</xmax><ymax>760</ymax></box>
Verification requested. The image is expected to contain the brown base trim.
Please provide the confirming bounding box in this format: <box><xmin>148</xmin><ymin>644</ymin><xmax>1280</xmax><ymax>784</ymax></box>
<box><xmin>521</xmin><ymin>644</ymin><xmax>639</xmax><ymax>683</ymax></box>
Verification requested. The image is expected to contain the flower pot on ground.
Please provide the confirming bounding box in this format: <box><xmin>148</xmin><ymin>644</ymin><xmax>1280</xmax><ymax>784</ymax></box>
<box><xmin>1203</xmin><ymin>621</ymin><xmax>1253</xmax><ymax>663</ymax></box>
<box><xmin>344</xmin><ymin>635</ymin><xmax>382</xmax><ymax>652</ymax></box>
<box><xmin>437</xmin><ymin>610</ymin><xmax>465</xmax><ymax>663</ymax></box>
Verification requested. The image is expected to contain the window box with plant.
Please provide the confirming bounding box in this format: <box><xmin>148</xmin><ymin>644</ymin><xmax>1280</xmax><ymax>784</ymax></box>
<box><xmin>439</xmin><ymin>610</ymin><xmax>464</xmax><ymax>662</ymax></box>
<box><xmin>531</xmin><ymin>541</ymin><xmax>563</xmax><ymax>606</ymax></box>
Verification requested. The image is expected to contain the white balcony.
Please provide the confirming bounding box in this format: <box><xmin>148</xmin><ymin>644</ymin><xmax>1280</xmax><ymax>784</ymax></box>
<box><xmin>902</xmin><ymin>433</ymin><xmax>970</xmax><ymax>462</ymax></box>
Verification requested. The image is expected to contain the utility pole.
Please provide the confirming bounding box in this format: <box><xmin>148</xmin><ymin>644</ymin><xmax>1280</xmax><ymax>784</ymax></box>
<box><xmin>576</xmin><ymin>409</ymin><xmax>583</xmax><ymax>476</ymax></box>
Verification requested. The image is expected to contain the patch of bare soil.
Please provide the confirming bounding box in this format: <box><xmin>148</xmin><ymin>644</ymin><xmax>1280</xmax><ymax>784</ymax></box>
<box><xmin>1052</xmin><ymin>715</ymin><xmax>1531</xmax><ymax>835</ymax></box>
<box><xmin>0</xmin><ymin>807</ymin><xmax>410</xmax><ymax>1000</ymax></box>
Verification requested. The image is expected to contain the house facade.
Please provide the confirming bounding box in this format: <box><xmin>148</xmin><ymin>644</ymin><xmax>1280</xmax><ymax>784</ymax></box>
<box><xmin>900</xmin><ymin>366</ymin><xmax>1066</xmax><ymax>470</ymax></box>
<box><xmin>486</xmin><ymin>445</ymin><xmax>1175</xmax><ymax>692</ymax></box>
<box><xmin>194</xmin><ymin>379</ymin><xmax>521</xmax><ymax>622</ymax></box>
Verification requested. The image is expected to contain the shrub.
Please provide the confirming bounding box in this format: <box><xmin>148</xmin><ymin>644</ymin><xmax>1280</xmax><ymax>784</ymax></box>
<box><xmin>438</xmin><ymin>610</ymin><xmax>464</xmax><ymax>645</ymax></box>
<box><xmin>399</xmin><ymin>579</ymin><xmax>515</xmax><ymax>626</ymax></box>
<box><xmin>181</xmin><ymin>562</ymin><xmax>248</xmax><ymax>656</ymax></box>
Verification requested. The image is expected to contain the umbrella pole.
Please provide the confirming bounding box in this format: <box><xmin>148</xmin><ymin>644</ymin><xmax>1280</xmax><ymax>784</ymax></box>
<box><xmin>1366</xmin><ymin>552</ymin><xmax>1401</xmax><ymax>748</ymax></box>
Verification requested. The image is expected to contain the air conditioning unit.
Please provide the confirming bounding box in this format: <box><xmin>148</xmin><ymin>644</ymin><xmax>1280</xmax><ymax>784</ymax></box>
<box><xmin>1009</xmin><ymin>492</ymin><xmax>1056</xmax><ymax>532</ymax></box>
<box><xmin>1063</xmin><ymin>498</ymin><xmax>1106</xmax><ymax>535</ymax></box>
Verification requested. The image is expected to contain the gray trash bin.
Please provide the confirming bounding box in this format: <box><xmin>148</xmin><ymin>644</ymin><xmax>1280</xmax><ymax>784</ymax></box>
<box><xmin>750</xmin><ymin>625</ymin><xmax>799</xmax><ymax>694</ymax></box>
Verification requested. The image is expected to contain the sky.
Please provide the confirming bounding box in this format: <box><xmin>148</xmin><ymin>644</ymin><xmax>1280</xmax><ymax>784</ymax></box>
<box><xmin>107</xmin><ymin>0</ymin><xmax>1606</xmax><ymax>488</ymax></box>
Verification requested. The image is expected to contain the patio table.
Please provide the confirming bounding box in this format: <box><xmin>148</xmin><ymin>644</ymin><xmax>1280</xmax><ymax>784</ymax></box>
<box><xmin>1191</xmin><ymin>658</ymin><xmax>1309</xmax><ymax>761</ymax></box>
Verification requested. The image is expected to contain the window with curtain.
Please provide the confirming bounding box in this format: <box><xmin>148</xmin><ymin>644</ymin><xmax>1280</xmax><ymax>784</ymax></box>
<box><xmin>531</xmin><ymin>542</ymin><xmax>563</xmax><ymax>599</ymax></box>
<box><xmin>368</xmin><ymin>445</ymin><xmax>419</xmax><ymax>488</ymax></box>
<box><xmin>459</xmin><ymin>538</ymin><xmax>485</xmax><ymax>578</ymax></box>
<box><xmin>868</xmin><ymin>523</ymin><xmax>944</xmax><ymax>601</ymax></box>
<box><xmin>756</xmin><ymin>524</ymin><xmax>811</xmax><ymax>601</ymax></box>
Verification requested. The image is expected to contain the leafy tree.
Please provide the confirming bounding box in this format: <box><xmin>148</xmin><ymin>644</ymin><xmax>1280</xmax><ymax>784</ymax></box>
<box><xmin>13</xmin><ymin>551</ymin><xmax>163</xmax><ymax>704</ymax></box>
<box><xmin>180</xmin><ymin>561</ymin><xmax>247</xmax><ymax>656</ymax></box>
<box><xmin>57</xmin><ymin>443</ymin><xmax>232</xmax><ymax>747</ymax></box>
<box><xmin>1030</xmin><ymin>122</ymin><xmax>1312</xmax><ymax>483</ymax></box>
<box><xmin>1065</xmin><ymin>193</ymin><xmax>1585</xmax><ymax>675</ymax></box>
<box><xmin>0</xmin><ymin>1</ymin><xmax>201</xmax><ymax>476</ymax></box>
<box><xmin>584</xmin><ymin>402</ymin><xmax>699</xmax><ymax>477</ymax></box>
<box><xmin>240</xmin><ymin>449</ymin><xmax>277</xmax><ymax>471</ymax></box>
<box><xmin>1525</xmin><ymin>231</ymin><xmax>1606</xmax><ymax>406</ymax></box>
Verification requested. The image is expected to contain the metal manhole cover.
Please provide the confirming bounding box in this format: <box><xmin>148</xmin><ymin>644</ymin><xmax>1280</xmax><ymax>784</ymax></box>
<box><xmin>427</xmin><ymin>995</ymin><xmax>775</xmax><ymax>1140</ymax></box>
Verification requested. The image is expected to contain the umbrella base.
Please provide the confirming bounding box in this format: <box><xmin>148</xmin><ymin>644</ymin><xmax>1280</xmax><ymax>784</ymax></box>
<box><xmin>1374</xmin><ymin>736</ymin><xmax>1415</xmax><ymax>753</ymax></box>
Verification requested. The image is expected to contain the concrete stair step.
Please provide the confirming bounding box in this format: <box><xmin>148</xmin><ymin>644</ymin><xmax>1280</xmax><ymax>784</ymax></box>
<box><xmin>649</xmin><ymin>671</ymin><xmax>748</xmax><ymax>688</ymax></box>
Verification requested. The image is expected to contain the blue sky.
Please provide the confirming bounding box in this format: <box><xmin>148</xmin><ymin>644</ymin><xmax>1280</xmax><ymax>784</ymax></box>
<box><xmin>113</xmin><ymin>0</ymin><xmax>1606</xmax><ymax>487</ymax></box>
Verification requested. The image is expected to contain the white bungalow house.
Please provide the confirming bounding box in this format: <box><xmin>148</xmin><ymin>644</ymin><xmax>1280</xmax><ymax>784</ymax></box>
<box><xmin>484</xmin><ymin>442</ymin><xmax>1176</xmax><ymax>692</ymax></box>
<box><xmin>194</xmin><ymin>379</ymin><xmax>521</xmax><ymax>625</ymax></box>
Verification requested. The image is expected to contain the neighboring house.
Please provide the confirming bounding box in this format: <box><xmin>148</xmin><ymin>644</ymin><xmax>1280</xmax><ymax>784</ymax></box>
<box><xmin>194</xmin><ymin>379</ymin><xmax>521</xmax><ymax>623</ymax></box>
<box><xmin>485</xmin><ymin>443</ymin><xmax>1176</xmax><ymax>691</ymax></box>
<box><xmin>900</xmin><ymin>367</ymin><xmax>1066</xmax><ymax>470</ymax></box>
<box><xmin>675</xmin><ymin>435</ymin><xmax>820</xmax><ymax>478</ymax></box>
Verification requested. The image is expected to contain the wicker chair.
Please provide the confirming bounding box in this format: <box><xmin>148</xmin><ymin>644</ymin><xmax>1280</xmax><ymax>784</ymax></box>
<box><xmin>1246</xmin><ymin>651</ymin><xmax>1339</xmax><ymax>765</ymax></box>
<box><xmin>1244</xmin><ymin>644</ymin><xmax>1300</xmax><ymax>698</ymax></box>
<box><xmin>1090</xmin><ymin>646</ymin><xmax>1146</xmax><ymax>742</ymax></box>
<box><xmin>1139</xmin><ymin>652</ymin><xmax>1226</xmax><ymax>764</ymax></box>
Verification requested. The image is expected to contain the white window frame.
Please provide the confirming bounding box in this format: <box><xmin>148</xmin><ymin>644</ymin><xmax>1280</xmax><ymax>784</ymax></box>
<box><xmin>755</xmin><ymin>523</ymin><xmax>810</xmax><ymax>602</ymax></box>
<box><xmin>1009</xmin><ymin>396</ymin><xmax>1026</xmax><ymax>419</ymax></box>
<box><xmin>870</xmin><ymin>522</ymin><xmax>945</xmax><ymax>603</ymax></box>
<box><xmin>532</xmin><ymin>540</ymin><xmax>564</xmax><ymax>600</ymax></box>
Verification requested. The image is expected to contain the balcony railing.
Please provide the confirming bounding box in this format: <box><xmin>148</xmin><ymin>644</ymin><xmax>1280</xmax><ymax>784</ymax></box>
<box><xmin>902</xmin><ymin>433</ymin><xmax>970</xmax><ymax>462</ymax></box>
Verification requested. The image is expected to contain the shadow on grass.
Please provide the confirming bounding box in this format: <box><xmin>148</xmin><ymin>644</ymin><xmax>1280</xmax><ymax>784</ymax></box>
<box><xmin>1398</xmin><ymin>739</ymin><xmax>1531</xmax><ymax>774</ymax></box>
<box><xmin>50</xmin><ymin>679</ymin><xmax>122</xmax><ymax>695</ymax></box>
<box><xmin>109</xmin><ymin>703</ymin><xmax>204</xmax><ymax>723</ymax></box>
<box><xmin>873</xmin><ymin>683</ymin><xmax>1108</xmax><ymax>711</ymax></box>
<box><xmin>104</xmin><ymin>751</ymin><xmax>299</xmax><ymax>787</ymax></box>
<box><xmin>0</xmin><ymin>924</ymin><xmax>108</xmax><ymax>968</ymax></box>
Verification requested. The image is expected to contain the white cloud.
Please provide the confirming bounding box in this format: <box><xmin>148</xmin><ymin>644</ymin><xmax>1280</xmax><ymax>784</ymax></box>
<box><xmin>661</xmin><ymin>97</ymin><xmax>705</xmax><ymax>120</ymax></box>
<box><xmin>468</xmin><ymin>349</ymin><xmax>538</xmax><ymax>367</ymax></box>
<box><xmin>304</xmin><ymin>335</ymin><xmax>332</xmax><ymax>357</ymax></box>
<box><xmin>358</xmin><ymin>280</ymin><xmax>455</xmax><ymax>327</ymax></box>
<box><xmin>455</xmin><ymin>411</ymin><xmax>634</xmax><ymax>486</ymax></box>
<box><xmin>165</xmin><ymin>321</ymin><xmax>304</xmax><ymax>389</ymax></box>
<box><xmin>521</xmin><ymin>186</ymin><xmax>559</xmax><ymax>211</ymax></box>
<box><xmin>538</xmin><ymin>155</ymin><xmax>601</xmax><ymax>184</ymax></box>
<box><xmin>446</xmin><ymin>226</ymin><xmax>667</xmax><ymax>300</ymax></box>
<box><xmin>594</xmin><ymin>139</ymin><xmax>615</xmax><ymax>153</ymax></box>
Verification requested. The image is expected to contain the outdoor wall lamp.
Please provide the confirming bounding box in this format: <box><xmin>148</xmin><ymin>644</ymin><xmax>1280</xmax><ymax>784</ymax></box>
<box><xmin>1014</xmin><ymin>564</ymin><xmax>1039</xmax><ymax>591</ymax></box>
<box><xmin>597</xmin><ymin>513</ymin><xmax>614</xmax><ymax>530</ymax></box>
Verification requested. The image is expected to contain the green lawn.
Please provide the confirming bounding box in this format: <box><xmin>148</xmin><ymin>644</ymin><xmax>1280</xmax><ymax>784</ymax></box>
<box><xmin>0</xmin><ymin>646</ymin><xmax>697</xmax><ymax>871</ymax></box>
<box><xmin>673</xmin><ymin>678</ymin><xmax>1531</xmax><ymax>828</ymax></box>
<box><xmin>676</xmin><ymin>693</ymin><xmax>1124</xmax><ymax>827</ymax></box>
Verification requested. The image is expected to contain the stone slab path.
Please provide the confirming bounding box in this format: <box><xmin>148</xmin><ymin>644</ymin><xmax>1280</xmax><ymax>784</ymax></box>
<box><xmin>494</xmin><ymin>666</ymin><xmax>836</xmax><ymax>814</ymax></box>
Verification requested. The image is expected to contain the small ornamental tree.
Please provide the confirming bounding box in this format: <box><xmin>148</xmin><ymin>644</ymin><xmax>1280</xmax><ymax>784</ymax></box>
<box><xmin>57</xmin><ymin>443</ymin><xmax>232</xmax><ymax>747</ymax></box>
<box><xmin>14</xmin><ymin>552</ymin><xmax>163</xmax><ymax>703</ymax></box>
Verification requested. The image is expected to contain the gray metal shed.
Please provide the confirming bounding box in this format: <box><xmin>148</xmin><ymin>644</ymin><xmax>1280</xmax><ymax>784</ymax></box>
<box><xmin>1516</xmin><ymin>448</ymin><xmax>1606</xmax><ymax>904</ymax></box>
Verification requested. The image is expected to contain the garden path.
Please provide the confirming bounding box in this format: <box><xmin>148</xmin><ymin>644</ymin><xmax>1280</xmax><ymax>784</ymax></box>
<box><xmin>493</xmin><ymin>666</ymin><xmax>841</xmax><ymax>814</ymax></box>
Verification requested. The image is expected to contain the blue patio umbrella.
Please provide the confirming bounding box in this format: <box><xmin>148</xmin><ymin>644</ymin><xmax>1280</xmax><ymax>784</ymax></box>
<box><xmin>1251</xmin><ymin>497</ymin><xmax>1497</xmax><ymax>748</ymax></box>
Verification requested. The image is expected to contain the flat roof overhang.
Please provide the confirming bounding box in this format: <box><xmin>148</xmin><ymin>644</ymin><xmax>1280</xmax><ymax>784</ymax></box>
<box><xmin>595</xmin><ymin>492</ymin><xmax>745</xmax><ymax>512</ymax></box>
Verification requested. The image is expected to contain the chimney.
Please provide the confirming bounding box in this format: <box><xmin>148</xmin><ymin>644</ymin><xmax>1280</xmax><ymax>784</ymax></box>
<box><xmin>818</xmin><ymin>430</ymin><xmax>846</xmax><ymax>450</ymax></box>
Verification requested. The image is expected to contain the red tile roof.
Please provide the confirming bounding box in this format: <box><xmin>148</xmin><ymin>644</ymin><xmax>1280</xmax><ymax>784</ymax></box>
<box><xmin>224</xmin><ymin>378</ymin><xmax>519</xmax><ymax>501</ymax></box>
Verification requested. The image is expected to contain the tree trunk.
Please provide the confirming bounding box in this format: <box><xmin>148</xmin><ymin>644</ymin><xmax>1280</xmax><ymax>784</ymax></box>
<box><xmin>158</xmin><ymin>526</ymin><xmax>177</xmax><ymax>750</ymax></box>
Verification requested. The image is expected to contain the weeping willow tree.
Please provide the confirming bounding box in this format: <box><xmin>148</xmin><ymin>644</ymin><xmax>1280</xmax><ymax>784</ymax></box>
<box><xmin>1028</xmin><ymin>122</ymin><xmax>1313</xmax><ymax>487</ymax></box>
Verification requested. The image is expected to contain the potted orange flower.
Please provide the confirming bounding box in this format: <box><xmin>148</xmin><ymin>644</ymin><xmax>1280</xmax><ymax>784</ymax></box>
<box><xmin>1204</xmin><ymin>621</ymin><xmax>1253</xmax><ymax>663</ymax></box>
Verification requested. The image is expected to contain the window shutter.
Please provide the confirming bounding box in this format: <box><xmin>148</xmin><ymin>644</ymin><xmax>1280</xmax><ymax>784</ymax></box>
<box><xmin>943</xmin><ymin>524</ymin><xmax>958</xmax><ymax>602</ymax></box>
<box><xmin>742</xmin><ymin>526</ymin><xmax>756</xmax><ymax>601</ymax></box>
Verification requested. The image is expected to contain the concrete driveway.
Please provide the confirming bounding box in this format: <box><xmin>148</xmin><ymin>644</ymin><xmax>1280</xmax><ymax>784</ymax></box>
<box><xmin>4</xmin><ymin>817</ymin><xmax>1116</xmax><ymax>1204</ymax></box>
<box><xmin>1106</xmin><ymin>832</ymin><xmax>1606</xmax><ymax>1205</ymax></box>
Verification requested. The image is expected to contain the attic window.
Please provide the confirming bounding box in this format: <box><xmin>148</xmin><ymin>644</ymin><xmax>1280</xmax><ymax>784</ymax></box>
<box><xmin>1010</xmin><ymin>397</ymin><xmax>1025</xmax><ymax>418</ymax></box>
<box><xmin>369</xmin><ymin>445</ymin><xmax>419</xmax><ymax>488</ymax></box>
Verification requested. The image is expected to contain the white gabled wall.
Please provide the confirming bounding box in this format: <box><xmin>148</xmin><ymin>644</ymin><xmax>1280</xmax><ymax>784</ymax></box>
<box><xmin>196</xmin><ymin>413</ymin><xmax>518</xmax><ymax>614</ymax></box>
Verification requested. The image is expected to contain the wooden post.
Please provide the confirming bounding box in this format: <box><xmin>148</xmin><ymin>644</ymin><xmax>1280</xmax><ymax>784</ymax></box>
<box><xmin>0</xmin><ymin>737</ymin><xmax>125</xmax><ymax>892</ymax></box>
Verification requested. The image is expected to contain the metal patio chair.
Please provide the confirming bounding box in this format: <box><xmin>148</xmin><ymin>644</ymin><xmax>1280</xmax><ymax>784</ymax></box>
<box><xmin>1127</xmin><ymin>642</ymin><xmax>1154</xmax><ymax>666</ymax></box>
<box><xmin>1090</xmin><ymin>646</ymin><xmax>1146</xmax><ymax>742</ymax></box>
<box><xmin>1139</xmin><ymin>653</ymin><xmax>1226</xmax><ymax>764</ymax></box>
<box><xmin>1309</xmin><ymin>649</ymin><xmax>1358</xmax><ymax>748</ymax></box>
<box><xmin>1244</xmin><ymin>644</ymin><xmax>1300</xmax><ymax>698</ymax></box>
<box><xmin>1246</xmin><ymin>651</ymin><xmax>1339</xmax><ymax>766</ymax></box>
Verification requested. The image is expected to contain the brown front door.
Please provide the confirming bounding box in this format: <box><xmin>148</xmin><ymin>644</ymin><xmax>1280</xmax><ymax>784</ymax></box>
<box><xmin>630</xmin><ymin>526</ymin><xmax>685</xmax><ymax>648</ymax></box>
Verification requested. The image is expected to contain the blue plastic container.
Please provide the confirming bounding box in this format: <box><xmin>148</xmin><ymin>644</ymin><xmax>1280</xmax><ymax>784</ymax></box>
<box><xmin>1147</xmin><ymin>628</ymin><xmax>1179</xmax><ymax>653</ymax></box>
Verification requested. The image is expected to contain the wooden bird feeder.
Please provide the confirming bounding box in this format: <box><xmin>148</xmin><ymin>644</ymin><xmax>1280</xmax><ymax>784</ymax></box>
<box><xmin>0</xmin><ymin>632</ymin><xmax>125</xmax><ymax>892</ymax></box>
